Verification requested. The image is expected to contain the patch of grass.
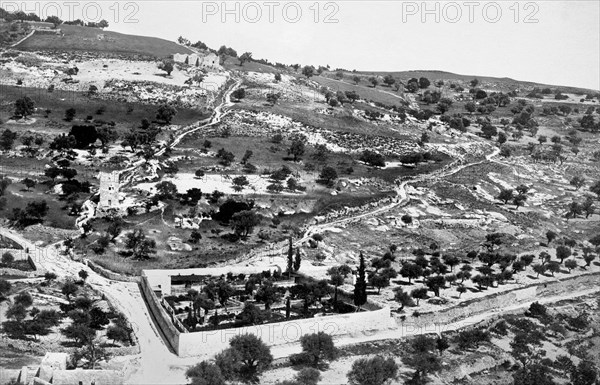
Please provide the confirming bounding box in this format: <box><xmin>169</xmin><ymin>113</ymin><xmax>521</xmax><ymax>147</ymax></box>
<box><xmin>312</xmin><ymin>75</ymin><xmax>409</xmax><ymax>107</ymax></box>
<box><xmin>82</xmin><ymin>209</ymin><xmax>264</xmax><ymax>275</ymax></box>
<box><xmin>311</xmin><ymin>190</ymin><xmax>394</xmax><ymax>214</ymax></box>
<box><xmin>234</xmin><ymin>102</ymin><xmax>415</xmax><ymax>139</ymax></box>
<box><xmin>334</xmin><ymin>69</ymin><xmax>595</xmax><ymax>94</ymax></box>
<box><xmin>444</xmin><ymin>161</ymin><xmax>511</xmax><ymax>185</ymax></box>
<box><xmin>0</xmin><ymin>85</ymin><xmax>207</xmax><ymax>130</ymax></box>
<box><xmin>0</xmin><ymin>235</ymin><xmax>23</xmax><ymax>249</ymax></box>
<box><xmin>221</xmin><ymin>56</ymin><xmax>284</xmax><ymax>73</ymax></box>
<box><xmin>15</xmin><ymin>24</ymin><xmax>191</xmax><ymax>58</ymax></box>
<box><xmin>0</xmin><ymin>260</ymin><xmax>34</xmax><ymax>271</ymax></box>
<box><xmin>0</xmin><ymin>185</ymin><xmax>86</xmax><ymax>229</ymax></box>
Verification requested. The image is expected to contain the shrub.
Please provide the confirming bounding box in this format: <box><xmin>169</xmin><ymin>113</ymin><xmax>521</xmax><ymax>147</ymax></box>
<box><xmin>311</xmin><ymin>233</ymin><xmax>323</xmax><ymax>242</ymax></box>
<box><xmin>359</xmin><ymin>150</ymin><xmax>386</xmax><ymax>167</ymax></box>
<box><xmin>294</xmin><ymin>332</ymin><xmax>338</xmax><ymax>368</ymax></box>
<box><xmin>1</xmin><ymin>252</ymin><xmax>15</xmax><ymax>265</ymax></box>
<box><xmin>455</xmin><ymin>328</ymin><xmax>490</xmax><ymax>349</ymax></box>
<box><xmin>347</xmin><ymin>355</ymin><xmax>398</xmax><ymax>385</ymax></box>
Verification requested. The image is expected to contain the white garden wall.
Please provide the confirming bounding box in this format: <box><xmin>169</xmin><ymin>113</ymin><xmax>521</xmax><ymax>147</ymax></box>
<box><xmin>178</xmin><ymin>306</ymin><xmax>395</xmax><ymax>357</ymax></box>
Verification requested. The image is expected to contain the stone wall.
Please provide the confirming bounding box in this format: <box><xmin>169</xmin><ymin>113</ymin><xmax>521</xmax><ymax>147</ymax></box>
<box><xmin>107</xmin><ymin>345</ymin><xmax>140</xmax><ymax>356</ymax></box>
<box><xmin>142</xmin><ymin>268</ymin><xmax>600</xmax><ymax>358</ymax></box>
<box><xmin>141</xmin><ymin>269</ymin><xmax>395</xmax><ymax>357</ymax></box>
<box><xmin>27</xmin><ymin>253</ymin><xmax>46</xmax><ymax>274</ymax></box>
<box><xmin>86</xmin><ymin>260</ymin><xmax>140</xmax><ymax>283</ymax></box>
<box><xmin>0</xmin><ymin>368</ymin><xmax>20</xmax><ymax>384</ymax></box>
<box><xmin>172</xmin><ymin>52</ymin><xmax>220</xmax><ymax>69</ymax></box>
<box><xmin>0</xmin><ymin>252</ymin><xmax>44</xmax><ymax>277</ymax></box>
<box><xmin>143</xmin><ymin>265</ymin><xmax>289</xmax><ymax>295</ymax></box>
<box><xmin>406</xmin><ymin>271</ymin><xmax>600</xmax><ymax>329</ymax></box>
<box><xmin>178</xmin><ymin>306</ymin><xmax>396</xmax><ymax>357</ymax></box>
<box><xmin>50</xmin><ymin>369</ymin><xmax>124</xmax><ymax>385</ymax></box>
<box><xmin>0</xmin><ymin>266</ymin><xmax>37</xmax><ymax>277</ymax></box>
<box><xmin>139</xmin><ymin>275</ymin><xmax>180</xmax><ymax>352</ymax></box>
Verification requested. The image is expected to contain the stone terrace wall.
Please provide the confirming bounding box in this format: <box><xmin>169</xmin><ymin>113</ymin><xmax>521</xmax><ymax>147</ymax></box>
<box><xmin>86</xmin><ymin>260</ymin><xmax>140</xmax><ymax>283</ymax></box>
<box><xmin>178</xmin><ymin>306</ymin><xmax>395</xmax><ymax>357</ymax></box>
<box><xmin>0</xmin><ymin>252</ymin><xmax>45</xmax><ymax>277</ymax></box>
<box><xmin>50</xmin><ymin>369</ymin><xmax>124</xmax><ymax>385</ymax></box>
<box><xmin>408</xmin><ymin>271</ymin><xmax>600</xmax><ymax>329</ymax></box>
<box><xmin>28</xmin><ymin>253</ymin><xmax>47</xmax><ymax>275</ymax></box>
<box><xmin>0</xmin><ymin>266</ymin><xmax>38</xmax><ymax>277</ymax></box>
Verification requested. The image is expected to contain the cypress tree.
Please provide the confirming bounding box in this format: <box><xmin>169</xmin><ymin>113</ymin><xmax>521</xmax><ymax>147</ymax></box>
<box><xmin>354</xmin><ymin>252</ymin><xmax>367</xmax><ymax>309</ymax></box>
<box><xmin>293</xmin><ymin>247</ymin><xmax>301</xmax><ymax>272</ymax></box>
<box><xmin>287</xmin><ymin>237</ymin><xmax>293</xmax><ymax>278</ymax></box>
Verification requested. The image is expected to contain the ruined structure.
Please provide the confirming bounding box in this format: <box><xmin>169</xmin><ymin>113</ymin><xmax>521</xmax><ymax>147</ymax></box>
<box><xmin>10</xmin><ymin>352</ymin><xmax>125</xmax><ymax>385</ymax></box>
<box><xmin>97</xmin><ymin>171</ymin><xmax>121</xmax><ymax>215</ymax></box>
<box><xmin>173</xmin><ymin>52</ymin><xmax>220</xmax><ymax>69</ymax></box>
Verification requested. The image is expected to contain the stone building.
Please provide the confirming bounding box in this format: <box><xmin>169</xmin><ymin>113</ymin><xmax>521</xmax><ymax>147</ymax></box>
<box><xmin>97</xmin><ymin>171</ymin><xmax>121</xmax><ymax>214</ymax></box>
<box><xmin>173</xmin><ymin>52</ymin><xmax>221</xmax><ymax>69</ymax></box>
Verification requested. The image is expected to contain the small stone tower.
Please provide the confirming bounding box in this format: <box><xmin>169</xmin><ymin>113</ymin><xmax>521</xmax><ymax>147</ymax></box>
<box><xmin>98</xmin><ymin>171</ymin><xmax>120</xmax><ymax>212</ymax></box>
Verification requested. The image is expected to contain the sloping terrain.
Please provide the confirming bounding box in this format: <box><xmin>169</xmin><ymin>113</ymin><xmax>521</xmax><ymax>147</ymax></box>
<box><xmin>1</xmin><ymin>12</ymin><xmax>600</xmax><ymax>384</ymax></box>
<box><xmin>14</xmin><ymin>24</ymin><xmax>192</xmax><ymax>58</ymax></box>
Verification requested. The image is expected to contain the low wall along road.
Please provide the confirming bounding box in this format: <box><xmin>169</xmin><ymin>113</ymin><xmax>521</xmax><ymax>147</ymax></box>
<box><xmin>140</xmin><ymin>270</ymin><xmax>396</xmax><ymax>357</ymax></box>
<box><xmin>141</xmin><ymin>268</ymin><xmax>600</xmax><ymax>357</ymax></box>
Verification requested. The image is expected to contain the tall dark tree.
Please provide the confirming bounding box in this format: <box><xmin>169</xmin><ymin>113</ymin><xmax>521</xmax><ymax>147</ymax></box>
<box><xmin>286</xmin><ymin>237</ymin><xmax>294</xmax><ymax>278</ymax></box>
<box><xmin>354</xmin><ymin>252</ymin><xmax>367</xmax><ymax>309</ymax></box>
<box><xmin>288</xmin><ymin>138</ymin><xmax>305</xmax><ymax>161</ymax></box>
<box><xmin>0</xmin><ymin>129</ymin><xmax>18</xmax><ymax>150</ymax></box>
<box><xmin>293</xmin><ymin>247</ymin><xmax>301</xmax><ymax>272</ymax></box>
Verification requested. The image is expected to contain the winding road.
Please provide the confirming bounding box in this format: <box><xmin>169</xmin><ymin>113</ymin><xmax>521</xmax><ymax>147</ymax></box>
<box><xmin>0</xmin><ymin>75</ymin><xmax>558</xmax><ymax>385</ymax></box>
<box><xmin>299</xmin><ymin>144</ymin><xmax>501</xmax><ymax>243</ymax></box>
<box><xmin>2</xmin><ymin>77</ymin><xmax>245</xmax><ymax>384</ymax></box>
<box><xmin>76</xmin><ymin>78</ymin><xmax>242</xmax><ymax>228</ymax></box>
<box><xmin>119</xmin><ymin>78</ymin><xmax>243</xmax><ymax>183</ymax></box>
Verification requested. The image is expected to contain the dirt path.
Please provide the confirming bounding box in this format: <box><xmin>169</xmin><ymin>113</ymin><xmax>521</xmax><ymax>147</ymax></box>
<box><xmin>0</xmin><ymin>79</ymin><xmax>549</xmax><ymax>385</ymax></box>
<box><xmin>0</xmin><ymin>227</ymin><xmax>190</xmax><ymax>384</ymax></box>
<box><xmin>0</xmin><ymin>78</ymin><xmax>247</xmax><ymax>384</ymax></box>
<box><xmin>298</xmin><ymin>144</ymin><xmax>500</xmax><ymax>244</ymax></box>
<box><xmin>4</xmin><ymin>224</ymin><xmax>599</xmax><ymax>385</ymax></box>
<box><xmin>11</xmin><ymin>30</ymin><xmax>35</xmax><ymax>48</ymax></box>
<box><xmin>120</xmin><ymin>78</ymin><xmax>242</xmax><ymax>181</ymax></box>
<box><xmin>75</xmin><ymin>77</ymin><xmax>242</xmax><ymax>230</ymax></box>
